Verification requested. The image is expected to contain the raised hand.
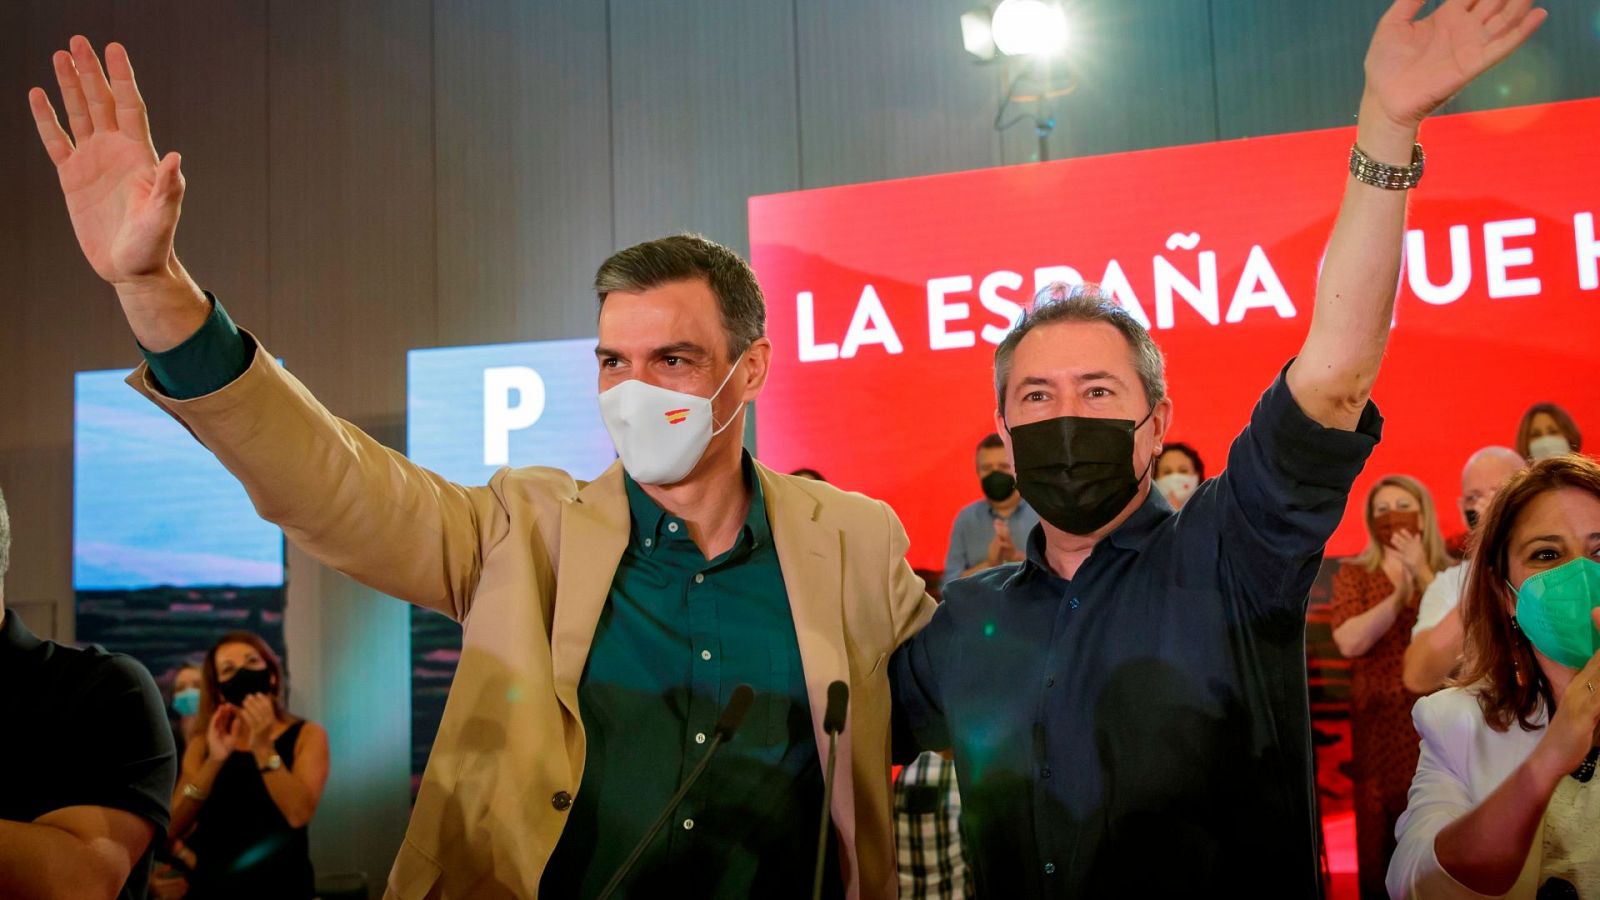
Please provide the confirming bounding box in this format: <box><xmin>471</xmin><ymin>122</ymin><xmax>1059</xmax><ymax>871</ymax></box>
<box><xmin>1390</xmin><ymin>530</ymin><xmax>1429</xmax><ymax>578</ymax></box>
<box><xmin>28</xmin><ymin>37</ymin><xmax>208</xmax><ymax>351</ymax></box>
<box><xmin>1530</xmin><ymin>611</ymin><xmax>1600</xmax><ymax>780</ymax></box>
<box><xmin>239</xmin><ymin>694</ymin><xmax>279</xmax><ymax>753</ymax></box>
<box><xmin>1363</xmin><ymin>0</ymin><xmax>1547</xmax><ymax>132</ymax></box>
<box><xmin>29</xmin><ymin>38</ymin><xmax>179</xmax><ymax>285</ymax></box>
<box><xmin>206</xmin><ymin>705</ymin><xmax>238</xmax><ymax>761</ymax></box>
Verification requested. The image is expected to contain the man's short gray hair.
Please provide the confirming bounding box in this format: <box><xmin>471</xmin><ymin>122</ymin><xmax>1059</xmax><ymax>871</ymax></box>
<box><xmin>594</xmin><ymin>234</ymin><xmax>766</xmax><ymax>361</ymax></box>
<box><xmin>994</xmin><ymin>282</ymin><xmax>1167</xmax><ymax>415</ymax></box>
<box><xmin>0</xmin><ymin>486</ymin><xmax>10</xmax><ymax>581</ymax></box>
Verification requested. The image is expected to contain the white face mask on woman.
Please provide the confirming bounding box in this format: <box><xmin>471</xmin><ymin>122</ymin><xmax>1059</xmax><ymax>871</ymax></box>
<box><xmin>598</xmin><ymin>356</ymin><xmax>744</xmax><ymax>485</ymax></box>
<box><xmin>1529</xmin><ymin>433</ymin><xmax>1573</xmax><ymax>461</ymax></box>
<box><xmin>1154</xmin><ymin>472</ymin><xmax>1199</xmax><ymax>507</ymax></box>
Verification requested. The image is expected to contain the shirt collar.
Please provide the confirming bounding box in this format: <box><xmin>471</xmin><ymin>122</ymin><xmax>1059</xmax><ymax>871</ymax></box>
<box><xmin>1014</xmin><ymin>486</ymin><xmax>1173</xmax><ymax>583</ymax></box>
<box><xmin>623</xmin><ymin>452</ymin><xmax>769</xmax><ymax>556</ymax></box>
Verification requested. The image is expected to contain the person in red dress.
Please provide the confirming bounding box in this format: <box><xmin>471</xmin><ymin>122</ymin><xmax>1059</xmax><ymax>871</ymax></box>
<box><xmin>1330</xmin><ymin>474</ymin><xmax>1452</xmax><ymax>899</ymax></box>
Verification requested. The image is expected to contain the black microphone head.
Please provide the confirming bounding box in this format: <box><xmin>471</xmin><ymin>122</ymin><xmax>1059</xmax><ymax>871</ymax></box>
<box><xmin>716</xmin><ymin>684</ymin><xmax>756</xmax><ymax>740</ymax></box>
<box><xmin>823</xmin><ymin>680</ymin><xmax>850</xmax><ymax>735</ymax></box>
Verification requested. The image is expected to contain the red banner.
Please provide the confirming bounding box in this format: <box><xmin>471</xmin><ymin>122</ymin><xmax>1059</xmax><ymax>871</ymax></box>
<box><xmin>750</xmin><ymin>98</ymin><xmax>1600</xmax><ymax>573</ymax></box>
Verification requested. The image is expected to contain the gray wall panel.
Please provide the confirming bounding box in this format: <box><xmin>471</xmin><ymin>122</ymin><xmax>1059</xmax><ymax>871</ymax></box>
<box><xmin>609</xmin><ymin>0</ymin><xmax>800</xmax><ymax>256</ymax></box>
<box><xmin>796</xmin><ymin>0</ymin><xmax>1001</xmax><ymax>187</ymax></box>
<box><xmin>433</xmin><ymin>0</ymin><xmax>613</xmax><ymax>345</ymax></box>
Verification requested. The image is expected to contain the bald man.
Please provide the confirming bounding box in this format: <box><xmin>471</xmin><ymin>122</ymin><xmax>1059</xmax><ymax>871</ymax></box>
<box><xmin>1401</xmin><ymin>446</ymin><xmax>1526</xmax><ymax>694</ymax></box>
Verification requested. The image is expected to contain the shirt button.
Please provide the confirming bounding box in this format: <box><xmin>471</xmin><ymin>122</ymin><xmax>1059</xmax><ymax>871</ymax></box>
<box><xmin>551</xmin><ymin>791</ymin><xmax>573</xmax><ymax>811</ymax></box>
<box><xmin>1041</xmin><ymin>767</ymin><xmax>1052</xmax><ymax>779</ymax></box>
<box><xmin>694</xmin><ymin>573</ymin><xmax>705</xmax><ymax>584</ymax></box>
<box><xmin>695</xmin><ymin>732</ymin><xmax>706</xmax><ymax>745</ymax></box>
<box><xmin>644</xmin><ymin>538</ymin><xmax>653</xmax><ymax>548</ymax></box>
<box><xmin>668</xmin><ymin>522</ymin><xmax>680</xmax><ymax>533</ymax></box>
<box><xmin>1045</xmin><ymin>676</ymin><xmax>1055</xmax><ymax>687</ymax></box>
<box><xmin>1044</xmin><ymin>862</ymin><xmax>1056</xmax><ymax>875</ymax></box>
<box><xmin>701</xmin><ymin>650</ymin><xmax>712</xmax><ymax>661</ymax></box>
<box><xmin>1069</xmin><ymin>597</ymin><xmax>1080</xmax><ymax>609</ymax></box>
<box><xmin>682</xmin><ymin>818</ymin><xmax>695</xmax><ymax>831</ymax></box>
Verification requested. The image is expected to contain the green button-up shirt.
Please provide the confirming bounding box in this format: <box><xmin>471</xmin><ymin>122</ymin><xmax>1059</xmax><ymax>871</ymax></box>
<box><xmin>541</xmin><ymin>462</ymin><xmax>834</xmax><ymax>899</ymax></box>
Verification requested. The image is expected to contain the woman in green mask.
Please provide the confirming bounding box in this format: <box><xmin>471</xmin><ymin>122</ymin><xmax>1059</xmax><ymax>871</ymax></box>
<box><xmin>1390</xmin><ymin>456</ymin><xmax>1600</xmax><ymax>898</ymax></box>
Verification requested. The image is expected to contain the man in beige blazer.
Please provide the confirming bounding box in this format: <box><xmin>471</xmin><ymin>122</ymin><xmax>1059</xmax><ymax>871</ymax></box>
<box><xmin>29</xmin><ymin>38</ymin><xmax>934</xmax><ymax>900</ymax></box>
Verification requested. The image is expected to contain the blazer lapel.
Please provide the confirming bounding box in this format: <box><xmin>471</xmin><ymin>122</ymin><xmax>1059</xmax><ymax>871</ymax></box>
<box><xmin>759</xmin><ymin>464</ymin><xmax>849</xmax><ymax>755</ymax></box>
<box><xmin>759</xmin><ymin>463</ymin><xmax>861</xmax><ymax>899</ymax></box>
<box><xmin>550</xmin><ymin>462</ymin><xmax>630</xmax><ymax>717</ymax></box>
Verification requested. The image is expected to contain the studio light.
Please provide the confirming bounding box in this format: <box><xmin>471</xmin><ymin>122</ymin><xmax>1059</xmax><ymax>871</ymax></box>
<box><xmin>960</xmin><ymin>8</ymin><xmax>997</xmax><ymax>61</ymax></box>
<box><xmin>989</xmin><ymin>0</ymin><xmax>1068</xmax><ymax>58</ymax></box>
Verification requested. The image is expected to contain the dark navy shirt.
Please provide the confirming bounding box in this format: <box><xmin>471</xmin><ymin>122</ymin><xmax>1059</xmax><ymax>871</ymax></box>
<box><xmin>892</xmin><ymin>365</ymin><xmax>1380</xmax><ymax>899</ymax></box>
<box><xmin>0</xmin><ymin>610</ymin><xmax>177</xmax><ymax>900</ymax></box>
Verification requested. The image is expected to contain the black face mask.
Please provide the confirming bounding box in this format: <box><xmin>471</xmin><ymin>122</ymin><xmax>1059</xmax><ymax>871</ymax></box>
<box><xmin>1006</xmin><ymin>408</ymin><xmax>1154</xmax><ymax>536</ymax></box>
<box><xmin>218</xmin><ymin>666</ymin><xmax>275</xmax><ymax>707</ymax></box>
<box><xmin>980</xmin><ymin>470</ymin><xmax>1017</xmax><ymax>503</ymax></box>
<box><xmin>1464</xmin><ymin>508</ymin><xmax>1481</xmax><ymax>530</ymax></box>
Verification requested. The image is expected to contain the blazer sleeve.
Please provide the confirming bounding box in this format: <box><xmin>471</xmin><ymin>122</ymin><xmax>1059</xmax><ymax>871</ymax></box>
<box><xmin>126</xmin><ymin>335</ymin><xmax>518</xmax><ymax>622</ymax></box>
<box><xmin>880</xmin><ymin>499</ymin><xmax>937</xmax><ymax>648</ymax></box>
<box><xmin>1387</xmin><ymin>693</ymin><xmax>1530</xmax><ymax>900</ymax></box>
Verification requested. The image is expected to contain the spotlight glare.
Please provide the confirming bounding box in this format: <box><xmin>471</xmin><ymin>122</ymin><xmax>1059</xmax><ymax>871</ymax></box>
<box><xmin>990</xmin><ymin>0</ymin><xmax>1068</xmax><ymax>58</ymax></box>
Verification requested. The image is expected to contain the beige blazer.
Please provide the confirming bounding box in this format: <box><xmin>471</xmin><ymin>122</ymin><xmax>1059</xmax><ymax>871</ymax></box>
<box><xmin>129</xmin><ymin>340</ymin><xmax>935</xmax><ymax>900</ymax></box>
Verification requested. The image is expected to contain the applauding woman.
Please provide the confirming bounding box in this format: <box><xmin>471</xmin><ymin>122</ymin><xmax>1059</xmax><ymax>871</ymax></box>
<box><xmin>1391</xmin><ymin>456</ymin><xmax>1600</xmax><ymax>897</ymax></box>
<box><xmin>167</xmin><ymin>632</ymin><xmax>329</xmax><ymax>899</ymax></box>
<box><xmin>1330</xmin><ymin>475</ymin><xmax>1451</xmax><ymax>897</ymax></box>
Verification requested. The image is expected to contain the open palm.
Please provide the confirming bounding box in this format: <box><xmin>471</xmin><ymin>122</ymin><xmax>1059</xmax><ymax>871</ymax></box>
<box><xmin>1365</xmin><ymin>0</ymin><xmax>1547</xmax><ymax>129</ymax></box>
<box><xmin>29</xmin><ymin>37</ymin><xmax>183</xmax><ymax>286</ymax></box>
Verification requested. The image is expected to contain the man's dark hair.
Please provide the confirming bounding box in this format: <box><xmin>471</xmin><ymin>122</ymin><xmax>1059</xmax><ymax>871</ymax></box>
<box><xmin>594</xmin><ymin>234</ymin><xmax>766</xmax><ymax>360</ymax></box>
<box><xmin>976</xmin><ymin>433</ymin><xmax>1005</xmax><ymax>460</ymax></box>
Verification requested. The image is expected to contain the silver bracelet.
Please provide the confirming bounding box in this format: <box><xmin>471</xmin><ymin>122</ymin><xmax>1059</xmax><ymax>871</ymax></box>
<box><xmin>181</xmin><ymin>782</ymin><xmax>208</xmax><ymax>802</ymax></box>
<box><xmin>1349</xmin><ymin>141</ymin><xmax>1424</xmax><ymax>190</ymax></box>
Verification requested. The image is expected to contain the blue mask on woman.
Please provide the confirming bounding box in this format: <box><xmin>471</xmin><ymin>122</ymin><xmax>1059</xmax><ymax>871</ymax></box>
<box><xmin>172</xmin><ymin>687</ymin><xmax>200</xmax><ymax>717</ymax></box>
<box><xmin>1512</xmin><ymin>557</ymin><xmax>1600</xmax><ymax>670</ymax></box>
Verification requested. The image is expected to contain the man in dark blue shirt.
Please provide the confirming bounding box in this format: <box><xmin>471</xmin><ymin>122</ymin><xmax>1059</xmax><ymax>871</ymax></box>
<box><xmin>890</xmin><ymin>3</ymin><xmax>1546</xmax><ymax>895</ymax></box>
<box><xmin>0</xmin><ymin>487</ymin><xmax>178</xmax><ymax>900</ymax></box>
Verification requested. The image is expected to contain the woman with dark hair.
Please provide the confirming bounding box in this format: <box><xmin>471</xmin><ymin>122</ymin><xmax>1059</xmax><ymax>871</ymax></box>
<box><xmin>166</xmin><ymin>632</ymin><xmax>329</xmax><ymax>899</ymax></box>
<box><xmin>1155</xmin><ymin>442</ymin><xmax>1205</xmax><ymax>509</ymax></box>
<box><xmin>1516</xmin><ymin>402</ymin><xmax>1583</xmax><ymax>461</ymax></box>
<box><xmin>1389</xmin><ymin>457</ymin><xmax>1600</xmax><ymax>898</ymax></box>
<box><xmin>1330</xmin><ymin>474</ymin><xmax>1452</xmax><ymax>898</ymax></box>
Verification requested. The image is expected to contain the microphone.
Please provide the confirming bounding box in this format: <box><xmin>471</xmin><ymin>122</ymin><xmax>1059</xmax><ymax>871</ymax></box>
<box><xmin>812</xmin><ymin>680</ymin><xmax>849</xmax><ymax>900</ymax></box>
<box><xmin>595</xmin><ymin>684</ymin><xmax>755</xmax><ymax>900</ymax></box>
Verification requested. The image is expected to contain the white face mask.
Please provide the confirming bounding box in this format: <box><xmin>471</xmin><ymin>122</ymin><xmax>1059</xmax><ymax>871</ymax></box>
<box><xmin>1528</xmin><ymin>434</ymin><xmax>1573</xmax><ymax>461</ymax></box>
<box><xmin>1154</xmin><ymin>472</ymin><xmax>1199</xmax><ymax>507</ymax></box>
<box><xmin>598</xmin><ymin>357</ymin><xmax>744</xmax><ymax>485</ymax></box>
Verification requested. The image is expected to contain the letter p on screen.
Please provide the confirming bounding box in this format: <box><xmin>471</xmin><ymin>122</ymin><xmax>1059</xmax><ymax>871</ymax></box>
<box><xmin>483</xmin><ymin>366</ymin><xmax>546</xmax><ymax>466</ymax></box>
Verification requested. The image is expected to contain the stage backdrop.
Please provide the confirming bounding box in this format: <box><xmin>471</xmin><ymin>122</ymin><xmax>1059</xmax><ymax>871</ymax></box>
<box><xmin>73</xmin><ymin>368</ymin><xmax>287</xmax><ymax>686</ymax></box>
<box><xmin>750</xmin><ymin>97</ymin><xmax>1600</xmax><ymax>573</ymax></box>
<box><xmin>405</xmin><ymin>338</ymin><xmax>614</xmax><ymax>785</ymax></box>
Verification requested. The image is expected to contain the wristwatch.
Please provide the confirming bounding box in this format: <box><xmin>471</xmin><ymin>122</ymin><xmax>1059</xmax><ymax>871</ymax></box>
<box><xmin>259</xmin><ymin>753</ymin><xmax>284</xmax><ymax>773</ymax></box>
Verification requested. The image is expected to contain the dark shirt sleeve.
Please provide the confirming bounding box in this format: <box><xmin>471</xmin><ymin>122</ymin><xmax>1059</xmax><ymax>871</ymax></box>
<box><xmin>890</xmin><ymin>598</ymin><xmax>956</xmax><ymax>763</ymax></box>
<box><xmin>54</xmin><ymin>655</ymin><xmax>177</xmax><ymax>834</ymax></box>
<box><xmin>1207</xmin><ymin>362</ymin><xmax>1382</xmax><ymax>614</ymax></box>
<box><xmin>140</xmin><ymin>293</ymin><xmax>252</xmax><ymax>400</ymax></box>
